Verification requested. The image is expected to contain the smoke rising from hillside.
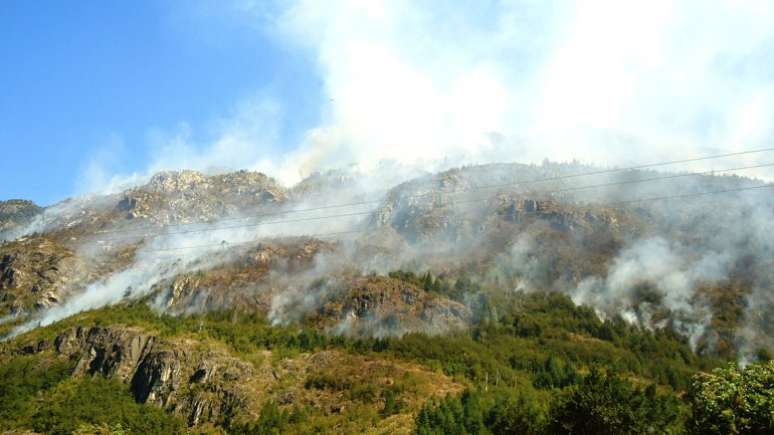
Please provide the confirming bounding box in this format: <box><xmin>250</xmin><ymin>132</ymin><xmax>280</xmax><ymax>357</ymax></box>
<box><xmin>274</xmin><ymin>0</ymin><xmax>774</xmax><ymax>178</ymax></box>
<box><xmin>570</xmin><ymin>238</ymin><xmax>728</xmax><ymax>347</ymax></box>
<box><xmin>3</xmin><ymin>159</ymin><xmax>773</xmax><ymax>362</ymax></box>
<box><xmin>5</xmin><ymin>1</ymin><xmax>774</xmax><ymax>357</ymax></box>
<box><xmin>78</xmin><ymin>0</ymin><xmax>774</xmax><ymax>196</ymax></box>
<box><xmin>8</xmin><ymin>175</ymin><xmax>380</xmax><ymax>336</ymax></box>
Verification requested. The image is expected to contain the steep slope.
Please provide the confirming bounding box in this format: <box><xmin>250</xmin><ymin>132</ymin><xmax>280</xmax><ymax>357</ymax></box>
<box><xmin>1</xmin><ymin>162</ymin><xmax>772</xmax><ymax>360</ymax></box>
<box><xmin>155</xmin><ymin>238</ymin><xmax>338</xmax><ymax>315</ymax></box>
<box><xmin>0</xmin><ymin>169</ymin><xmax>288</xmax><ymax>244</ymax></box>
<box><xmin>0</xmin><ymin>170</ymin><xmax>290</xmax><ymax>318</ymax></box>
<box><xmin>301</xmin><ymin>276</ymin><xmax>471</xmax><ymax>338</ymax></box>
<box><xmin>0</xmin><ymin>236</ymin><xmax>81</xmax><ymax>315</ymax></box>
<box><xmin>0</xmin><ymin>199</ymin><xmax>41</xmax><ymax>233</ymax></box>
<box><xmin>115</xmin><ymin>170</ymin><xmax>288</xmax><ymax>225</ymax></box>
<box><xmin>2</xmin><ymin>304</ymin><xmax>463</xmax><ymax>433</ymax></box>
<box><xmin>365</xmin><ymin>162</ymin><xmax>774</xmax><ymax>357</ymax></box>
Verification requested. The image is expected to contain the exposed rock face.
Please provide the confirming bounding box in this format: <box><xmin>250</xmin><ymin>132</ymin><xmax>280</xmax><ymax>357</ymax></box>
<box><xmin>0</xmin><ymin>199</ymin><xmax>42</xmax><ymax>233</ymax></box>
<box><xmin>371</xmin><ymin>163</ymin><xmax>634</xmax><ymax>244</ymax></box>
<box><xmin>55</xmin><ymin>326</ymin><xmax>155</xmax><ymax>380</ymax></box>
<box><xmin>319</xmin><ymin>277</ymin><xmax>471</xmax><ymax>338</ymax></box>
<box><xmin>492</xmin><ymin>194</ymin><xmax>624</xmax><ymax>233</ymax></box>
<box><xmin>155</xmin><ymin>238</ymin><xmax>337</xmax><ymax>314</ymax></box>
<box><xmin>116</xmin><ymin>170</ymin><xmax>288</xmax><ymax>224</ymax></box>
<box><xmin>290</xmin><ymin>169</ymin><xmax>358</xmax><ymax>198</ymax></box>
<box><xmin>49</xmin><ymin>325</ymin><xmax>258</xmax><ymax>426</ymax></box>
<box><xmin>145</xmin><ymin>170</ymin><xmax>209</xmax><ymax>194</ymax></box>
<box><xmin>0</xmin><ymin>170</ymin><xmax>289</xmax><ymax>245</ymax></box>
<box><xmin>0</xmin><ymin>237</ymin><xmax>84</xmax><ymax>315</ymax></box>
<box><xmin>10</xmin><ymin>323</ymin><xmax>463</xmax><ymax>429</ymax></box>
<box><xmin>371</xmin><ymin>169</ymin><xmax>480</xmax><ymax>242</ymax></box>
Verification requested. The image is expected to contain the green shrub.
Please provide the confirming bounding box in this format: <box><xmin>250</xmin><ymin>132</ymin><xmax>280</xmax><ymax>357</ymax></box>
<box><xmin>32</xmin><ymin>377</ymin><xmax>185</xmax><ymax>435</ymax></box>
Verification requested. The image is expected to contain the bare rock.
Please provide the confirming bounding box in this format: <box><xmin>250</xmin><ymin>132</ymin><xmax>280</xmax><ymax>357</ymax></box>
<box><xmin>0</xmin><ymin>199</ymin><xmax>42</xmax><ymax>233</ymax></box>
<box><xmin>41</xmin><ymin>326</ymin><xmax>257</xmax><ymax>426</ymax></box>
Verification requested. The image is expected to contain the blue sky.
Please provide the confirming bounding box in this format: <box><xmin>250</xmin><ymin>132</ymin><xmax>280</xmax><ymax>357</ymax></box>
<box><xmin>3</xmin><ymin>1</ymin><xmax>774</xmax><ymax>205</ymax></box>
<box><xmin>0</xmin><ymin>1</ymin><xmax>321</xmax><ymax>204</ymax></box>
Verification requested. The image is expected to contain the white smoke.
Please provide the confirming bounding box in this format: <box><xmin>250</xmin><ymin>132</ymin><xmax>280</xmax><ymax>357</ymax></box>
<box><xmin>76</xmin><ymin>0</ymin><xmax>774</xmax><ymax>196</ymax></box>
<box><xmin>7</xmin><ymin>1</ymin><xmax>774</xmax><ymax>353</ymax></box>
<box><xmin>570</xmin><ymin>237</ymin><xmax>732</xmax><ymax>347</ymax></box>
<box><xmin>736</xmin><ymin>285</ymin><xmax>774</xmax><ymax>365</ymax></box>
<box><xmin>274</xmin><ymin>0</ymin><xmax>774</xmax><ymax>178</ymax></box>
<box><xmin>7</xmin><ymin>174</ymin><xmax>383</xmax><ymax>336</ymax></box>
<box><xmin>490</xmin><ymin>232</ymin><xmax>549</xmax><ymax>292</ymax></box>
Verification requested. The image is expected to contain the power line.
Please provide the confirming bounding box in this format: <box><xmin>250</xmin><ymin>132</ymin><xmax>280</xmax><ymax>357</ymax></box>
<box><xmin>453</xmin><ymin>148</ymin><xmax>774</xmax><ymax>193</ymax></box>
<box><xmin>146</xmin><ymin>230</ymin><xmax>363</xmax><ymax>253</ymax></box>
<box><xmin>93</xmin><ymin>146</ymin><xmax>774</xmax><ymax>236</ymax></box>
<box><xmin>94</xmin><ymin>161</ymin><xmax>774</xmax><ymax>242</ymax></box>
<box><xmin>450</xmin><ymin>162</ymin><xmax>774</xmax><ymax>208</ymax></box>
<box><xmin>137</xmin><ymin>182</ymin><xmax>774</xmax><ymax>254</ymax></box>
<box><xmin>97</xmin><ymin>210</ymin><xmax>375</xmax><ymax>241</ymax></box>
<box><xmin>611</xmin><ymin>183</ymin><xmax>774</xmax><ymax>206</ymax></box>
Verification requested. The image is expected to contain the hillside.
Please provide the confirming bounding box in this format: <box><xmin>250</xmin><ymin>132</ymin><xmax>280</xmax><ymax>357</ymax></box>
<box><xmin>0</xmin><ymin>162</ymin><xmax>772</xmax><ymax>433</ymax></box>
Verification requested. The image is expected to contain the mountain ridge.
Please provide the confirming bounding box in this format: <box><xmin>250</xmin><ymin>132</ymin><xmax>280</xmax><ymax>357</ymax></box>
<box><xmin>0</xmin><ymin>161</ymin><xmax>772</xmax><ymax>432</ymax></box>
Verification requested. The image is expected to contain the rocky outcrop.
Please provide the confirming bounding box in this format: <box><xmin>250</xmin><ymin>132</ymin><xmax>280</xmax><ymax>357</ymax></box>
<box><xmin>0</xmin><ymin>162</ymin><xmax>767</xmax><ymax>360</ymax></box>
<box><xmin>55</xmin><ymin>326</ymin><xmax>154</xmax><ymax>379</ymax></box>
<box><xmin>493</xmin><ymin>195</ymin><xmax>623</xmax><ymax>233</ymax></box>
<box><xmin>155</xmin><ymin>238</ymin><xmax>337</xmax><ymax>314</ymax></box>
<box><xmin>10</xmin><ymin>322</ymin><xmax>463</xmax><ymax>430</ymax></box>
<box><xmin>370</xmin><ymin>162</ymin><xmax>636</xmax><ymax>244</ymax></box>
<box><xmin>0</xmin><ymin>237</ymin><xmax>85</xmax><ymax>315</ymax></box>
<box><xmin>0</xmin><ymin>199</ymin><xmax>41</xmax><ymax>233</ymax></box>
<box><xmin>370</xmin><ymin>170</ymin><xmax>479</xmax><ymax>242</ymax></box>
<box><xmin>290</xmin><ymin>169</ymin><xmax>358</xmax><ymax>198</ymax></box>
<box><xmin>115</xmin><ymin>169</ymin><xmax>288</xmax><ymax>225</ymax></box>
<box><xmin>320</xmin><ymin>277</ymin><xmax>471</xmax><ymax>338</ymax></box>
<box><xmin>46</xmin><ymin>325</ymin><xmax>258</xmax><ymax>426</ymax></box>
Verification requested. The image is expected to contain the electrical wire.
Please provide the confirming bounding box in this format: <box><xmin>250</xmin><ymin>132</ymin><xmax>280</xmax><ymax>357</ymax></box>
<box><xmin>94</xmin><ymin>161</ymin><xmax>774</xmax><ymax>242</ymax></box>
<box><xmin>93</xmin><ymin>146</ymin><xmax>774</xmax><ymax>236</ymax></box>
<box><xmin>137</xmin><ymin>181</ymin><xmax>774</xmax><ymax>254</ymax></box>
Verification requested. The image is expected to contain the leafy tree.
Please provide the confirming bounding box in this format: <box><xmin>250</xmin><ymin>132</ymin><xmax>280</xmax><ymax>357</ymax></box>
<box><xmin>687</xmin><ymin>362</ymin><xmax>774</xmax><ymax>434</ymax></box>
<box><xmin>0</xmin><ymin>276</ymin><xmax>729</xmax><ymax>433</ymax></box>
<box><xmin>485</xmin><ymin>390</ymin><xmax>548</xmax><ymax>435</ymax></box>
<box><xmin>549</xmin><ymin>369</ymin><xmax>682</xmax><ymax>434</ymax></box>
<box><xmin>0</xmin><ymin>354</ymin><xmax>74</xmax><ymax>428</ymax></box>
